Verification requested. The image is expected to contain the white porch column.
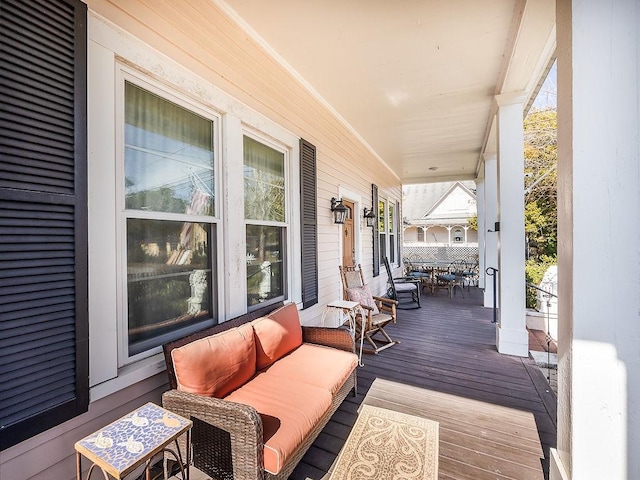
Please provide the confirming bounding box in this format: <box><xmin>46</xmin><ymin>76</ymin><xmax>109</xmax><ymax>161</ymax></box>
<box><xmin>495</xmin><ymin>93</ymin><xmax>527</xmax><ymax>357</ymax></box>
<box><xmin>483</xmin><ymin>153</ymin><xmax>498</xmax><ymax>308</ymax></box>
<box><xmin>552</xmin><ymin>1</ymin><xmax>640</xmax><ymax>479</ymax></box>
<box><xmin>476</xmin><ymin>180</ymin><xmax>486</xmax><ymax>289</ymax></box>
<box><xmin>476</xmin><ymin>178</ymin><xmax>487</xmax><ymax>288</ymax></box>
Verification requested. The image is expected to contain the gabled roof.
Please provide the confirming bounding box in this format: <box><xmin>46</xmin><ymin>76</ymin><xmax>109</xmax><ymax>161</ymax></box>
<box><xmin>403</xmin><ymin>181</ymin><xmax>476</xmax><ymax>224</ymax></box>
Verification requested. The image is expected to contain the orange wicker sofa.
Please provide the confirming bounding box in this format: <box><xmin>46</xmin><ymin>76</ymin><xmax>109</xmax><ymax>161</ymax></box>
<box><xmin>162</xmin><ymin>302</ymin><xmax>358</xmax><ymax>480</ymax></box>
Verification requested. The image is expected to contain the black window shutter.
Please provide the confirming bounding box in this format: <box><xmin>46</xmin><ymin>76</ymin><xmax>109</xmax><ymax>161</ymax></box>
<box><xmin>372</xmin><ymin>184</ymin><xmax>380</xmax><ymax>277</ymax></box>
<box><xmin>0</xmin><ymin>0</ymin><xmax>88</xmax><ymax>450</ymax></box>
<box><xmin>299</xmin><ymin>139</ymin><xmax>318</xmax><ymax>308</ymax></box>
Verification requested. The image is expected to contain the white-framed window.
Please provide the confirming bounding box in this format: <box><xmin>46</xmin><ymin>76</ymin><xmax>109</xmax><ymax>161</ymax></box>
<box><xmin>118</xmin><ymin>71</ymin><xmax>221</xmax><ymax>363</ymax></box>
<box><xmin>88</xmin><ymin>23</ymin><xmax>303</xmax><ymax>397</ymax></box>
<box><xmin>378</xmin><ymin>198</ymin><xmax>399</xmax><ymax>266</ymax></box>
<box><xmin>388</xmin><ymin>201</ymin><xmax>397</xmax><ymax>264</ymax></box>
<box><xmin>453</xmin><ymin>227</ymin><xmax>464</xmax><ymax>243</ymax></box>
<box><xmin>378</xmin><ymin>198</ymin><xmax>387</xmax><ymax>265</ymax></box>
<box><xmin>243</xmin><ymin>133</ymin><xmax>288</xmax><ymax>309</ymax></box>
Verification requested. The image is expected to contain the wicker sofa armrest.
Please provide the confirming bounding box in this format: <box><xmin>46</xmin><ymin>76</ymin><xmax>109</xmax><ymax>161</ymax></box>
<box><xmin>301</xmin><ymin>326</ymin><xmax>355</xmax><ymax>353</ymax></box>
<box><xmin>162</xmin><ymin>390</ymin><xmax>265</xmax><ymax>480</ymax></box>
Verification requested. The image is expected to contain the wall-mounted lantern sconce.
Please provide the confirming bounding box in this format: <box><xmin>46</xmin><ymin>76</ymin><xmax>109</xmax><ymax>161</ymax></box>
<box><xmin>330</xmin><ymin>197</ymin><xmax>348</xmax><ymax>224</ymax></box>
<box><xmin>363</xmin><ymin>207</ymin><xmax>376</xmax><ymax>228</ymax></box>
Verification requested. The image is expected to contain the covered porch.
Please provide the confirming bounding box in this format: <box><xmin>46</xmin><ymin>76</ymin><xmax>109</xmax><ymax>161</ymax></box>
<box><xmin>1</xmin><ymin>1</ymin><xmax>639</xmax><ymax>480</ymax></box>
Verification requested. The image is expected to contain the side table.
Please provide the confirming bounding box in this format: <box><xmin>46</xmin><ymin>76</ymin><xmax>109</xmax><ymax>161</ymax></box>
<box><xmin>75</xmin><ymin>402</ymin><xmax>192</xmax><ymax>480</ymax></box>
<box><xmin>322</xmin><ymin>300</ymin><xmax>365</xmax><ymax>366</ymax></box>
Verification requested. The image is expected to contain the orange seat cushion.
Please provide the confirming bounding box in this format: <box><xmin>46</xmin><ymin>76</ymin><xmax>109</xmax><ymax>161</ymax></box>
<box><xmin>171</xmin><ymin>323</ymin><xmax>256</xmax><ymax>398</ymax></box>
<box><xmin>252</xmin><ymin>303</ymin><xmax>303</xmax><ymax>369</ymax></box>
<box><xmin>224</xmin><ymin>373</ymin><xmax>332</xmax><ymax>475</ymax></box>
<box><xmin>264</xmin><ymin>343</ymin><xmax>357</xmax><ymax>395</ymax></box>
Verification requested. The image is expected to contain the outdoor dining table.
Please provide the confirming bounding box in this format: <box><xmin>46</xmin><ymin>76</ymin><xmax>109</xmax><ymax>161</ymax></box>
<box><xmin>405</xmin><ymin>259</ymin><xmax>478</xmax><ymax>296</ymax></box>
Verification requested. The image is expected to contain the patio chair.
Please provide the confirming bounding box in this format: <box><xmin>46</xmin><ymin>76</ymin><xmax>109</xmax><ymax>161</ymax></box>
<box><xmin>434</xmin><ymin>262</ymin><xmax>465</xmax><ymax>298</ymax></box>
<box><xmin>403</xmin><ymin>257</ymin><xmax>435</xmax><ymax>293</ymax></box>
<box><xmin>452</xmin><ymin>259</ymin><xmax>479</xmax><ymax>290</ymax></box>
<box><xmin>383</xmin><ymin>256</ymin><xmax>421</xmax><ymax>309</ymax></box>
<box><xmin>339</xmin><ymin>264</ymin><xmax>399</xmax><ymax>354</ymax></box>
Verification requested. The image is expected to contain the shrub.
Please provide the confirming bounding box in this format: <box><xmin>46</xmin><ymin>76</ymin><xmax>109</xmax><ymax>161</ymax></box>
<box><xmin>525</xmin><ymin>255</ymin><xmax>557</xmax><ymax>309</ymax></box>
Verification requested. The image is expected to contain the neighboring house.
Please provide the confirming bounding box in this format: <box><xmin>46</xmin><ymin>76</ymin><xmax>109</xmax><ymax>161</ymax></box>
<box><xmin>403</xmin><ymin>182</ymin><xmax>478</xmax><ymax>246</ymax></box>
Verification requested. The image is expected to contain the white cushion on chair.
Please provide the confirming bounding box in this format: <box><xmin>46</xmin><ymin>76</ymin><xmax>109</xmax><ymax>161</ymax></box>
<box><xmin>395</xmin><ymin>282</ymin><xmax>417</xmax><ymax>293</ymax></box>
<box><xmin>345</xmin><ymin>285</ymin><xmax>380</xmax><ymax>314</ymax></box>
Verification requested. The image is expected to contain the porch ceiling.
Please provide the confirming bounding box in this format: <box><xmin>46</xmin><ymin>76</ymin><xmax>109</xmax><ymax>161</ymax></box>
<box><xmin>219</xmin><ymin>0</ymin><xmax>555</xmax><ymax>184</ymax></box>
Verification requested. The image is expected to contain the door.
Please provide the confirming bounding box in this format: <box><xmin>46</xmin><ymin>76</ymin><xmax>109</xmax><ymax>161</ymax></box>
<box><xmin>342</xmin><ymin>200</ymin><xmax>355</xmax><ymax>267</ymax></box>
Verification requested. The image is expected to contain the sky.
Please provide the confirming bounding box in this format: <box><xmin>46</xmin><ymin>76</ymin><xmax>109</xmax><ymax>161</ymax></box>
<box><xmin>531</xmin><ymin>60</ymin><xmax>557</xmax><ymax>110</ymax></box>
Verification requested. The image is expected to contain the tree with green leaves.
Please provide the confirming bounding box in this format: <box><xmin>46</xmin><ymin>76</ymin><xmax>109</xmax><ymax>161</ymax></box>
<box><xmin>523</xmin><ymin>107</ymin><xmax>557</xmax><ymax>306</ymax></box>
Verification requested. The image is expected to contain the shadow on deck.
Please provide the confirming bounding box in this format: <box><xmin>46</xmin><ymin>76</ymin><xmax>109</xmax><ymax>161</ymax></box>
<box><xmin>291</xmin><ymin>287</ymin><xmax>557</xmax><ymax>480</ymax></box>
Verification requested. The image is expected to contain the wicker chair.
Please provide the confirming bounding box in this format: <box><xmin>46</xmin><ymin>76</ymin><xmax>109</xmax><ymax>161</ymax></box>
<box><xmin>339</xmin><ymin>264</ymin><xmax>399</xmax><ymax>354</ymax></box>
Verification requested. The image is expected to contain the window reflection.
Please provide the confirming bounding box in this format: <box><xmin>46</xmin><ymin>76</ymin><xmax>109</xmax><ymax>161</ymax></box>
<box><xmin>124</xmin><ymin>82</ymin><xmax>214</xmax><ymax>216</ymax></box>
<box><xmin>246</xmin><ymin>225</ymin><xmax>285</xmax><ymax>307</ymax></box>
<box><xmin>127</xmin><ymin>219</ymin><xmax>213</xmax><ymax>355</ymax></box>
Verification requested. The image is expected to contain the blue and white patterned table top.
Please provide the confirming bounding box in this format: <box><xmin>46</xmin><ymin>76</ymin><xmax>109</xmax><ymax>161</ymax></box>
<box><xmin>75</xmin><ymin>402</ymin><xmax>191</xmax><ymax>479</ymax></box>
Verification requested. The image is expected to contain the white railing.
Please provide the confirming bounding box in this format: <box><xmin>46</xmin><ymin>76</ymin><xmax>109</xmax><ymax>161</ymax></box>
<box><xmin>404</xmin><ymin>241</ymin><xmax>479</xmax><ymax>248</ymax></box>
<box><xmin>402</xmin><ymin>244</ymin><xmax>479</xmax><ymax>263</ymax></box>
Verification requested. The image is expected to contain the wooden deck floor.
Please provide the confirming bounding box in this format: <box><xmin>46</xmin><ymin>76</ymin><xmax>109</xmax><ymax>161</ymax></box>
<box><xmin>290</xmin><ymin>287</ymin><xmax>557</xmax><ymax>480</ymax></box>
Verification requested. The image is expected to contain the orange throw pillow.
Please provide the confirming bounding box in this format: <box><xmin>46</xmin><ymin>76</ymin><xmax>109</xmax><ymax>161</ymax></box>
<box><xmin>172</xmin><ymin>323</ymin><xmax>256</xmax><ymax>398</ymax></box>
<box><xmin>252</xmin><ymin>303</ymin><xmax>303</xmax><ymax>369</ymax></box>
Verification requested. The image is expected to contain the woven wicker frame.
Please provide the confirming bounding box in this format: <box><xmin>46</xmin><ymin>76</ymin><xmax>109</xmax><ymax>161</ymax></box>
<box><xmin>162</xmin><ymin>302</ymin><xmax>357</xmax><ymax>480</ymax></box>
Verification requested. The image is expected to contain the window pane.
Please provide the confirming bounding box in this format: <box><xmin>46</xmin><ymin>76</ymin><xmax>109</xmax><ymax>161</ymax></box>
<box><xmin>125</xmin><ymin>82</ymin><xmax>214</xmax><ymax>216</ymax></box>
<box><xmin>378</xmin><ymin>200</ymin><xmax>386</xmax><ymax>232</ymax></box>
<box><xmin>127</xmin><ymin>218</ymin><xmax>214</xmax><ymax>355</ymax></box>
<box><xmin>389</xmin><ymin>203</ymin><xmax>396</xmax><ymax>262</ymax></box>
<box><xmin>244</xmin><ymin>136</ymin><xmax>285</xmax><ymax>222</ymax></box>
<box><xmin>379</xmin><ymin>235</ymin><xmax>387</xmax><ymax>265</ymax></box>
<box><xmin>246</xmin><ymin>224</ymin><xmax>285</xmax><ymax>307</ymax></box>
<box><xmin>390</xmin><ymin>235</ymin><xmax>396</xmax><ymax>263</ymax></box>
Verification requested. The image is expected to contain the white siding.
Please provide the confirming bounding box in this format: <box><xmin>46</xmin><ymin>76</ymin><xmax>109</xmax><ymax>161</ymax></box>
<box><xmin>1</xmin><ymin>2</ymin><xmax>401</xmax><ymax>478</ymax></box>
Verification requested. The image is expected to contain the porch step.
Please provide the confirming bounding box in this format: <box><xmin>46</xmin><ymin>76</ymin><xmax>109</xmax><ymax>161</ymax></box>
<box><xmin>530</xmin><ymin>349</ymin><xmax>557</xmax><ymax>369</ymax></box>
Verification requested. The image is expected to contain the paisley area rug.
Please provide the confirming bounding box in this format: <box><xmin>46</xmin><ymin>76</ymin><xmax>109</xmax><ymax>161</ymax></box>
<box><xmin>329</xmin><ymin>404</ymin><xmax>439</xmax><ymax>480</ymax></box>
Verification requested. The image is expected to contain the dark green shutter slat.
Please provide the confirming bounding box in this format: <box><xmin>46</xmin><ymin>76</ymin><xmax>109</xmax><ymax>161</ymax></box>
<box><xmin>0</xmin><ymin>0</ymin><xmax>88</xmax><ymax>451</ymax></box>
<box><xmin>300</xmin><ymin>139</ymin><xmax>318</xmax><ymax>309</ymax></box>
<box><xmin>372</xmin><ymin>184</ymin><xmax>380</xmax><ymax>277</ymax></box>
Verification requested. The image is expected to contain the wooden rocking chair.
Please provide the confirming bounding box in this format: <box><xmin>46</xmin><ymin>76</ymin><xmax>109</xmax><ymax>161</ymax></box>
<box><xmin>339</xmin><ymin>264</ymin><xmax>399</xmax><ymax>354</ymax></box>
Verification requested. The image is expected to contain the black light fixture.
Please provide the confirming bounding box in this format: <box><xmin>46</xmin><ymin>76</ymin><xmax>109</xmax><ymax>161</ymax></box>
<box><xmin>363</xmin><ymin>207</ymin><xmax>376</xmax><ymax>228</ymax></box>
<box><xmin>330</xmin><ymin>197</ymin><xmax>348</xmax><ymax>224</ymax></box>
